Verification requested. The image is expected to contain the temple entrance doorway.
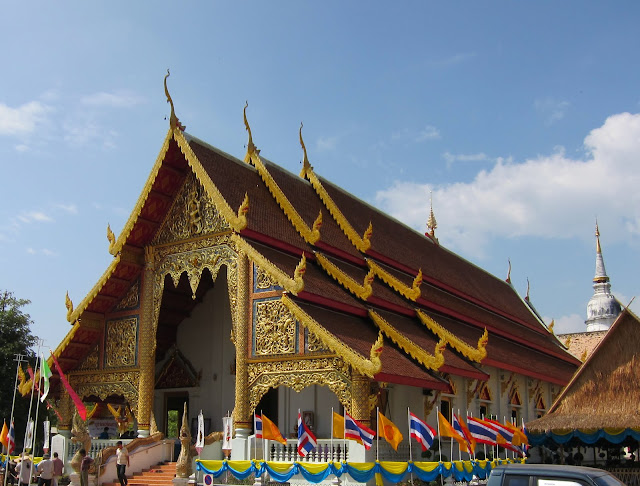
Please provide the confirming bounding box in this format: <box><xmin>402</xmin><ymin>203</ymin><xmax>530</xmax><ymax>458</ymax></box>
<box><xmin>165</xmin><ymin>392</ymin><xmax>189</xmax><ymax>438</ymax></box>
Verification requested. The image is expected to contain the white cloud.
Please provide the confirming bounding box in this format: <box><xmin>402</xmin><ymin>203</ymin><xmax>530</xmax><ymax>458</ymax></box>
<box><xmin>80</xmin><ymin>90</ymin><xmax>144</xmax><ymax>108</ymax></box>
<box><xmin>26</xmin><ymin>247</ymin><xmax>57</xmax><ymax>257</ymax></box>
<box><xmin>316</xmin><ymin>135</ymin><xmax>340</xmax><ymax>151</ymax></box>
<box><xmin>392</xmin><ymin>125</ymin><xmax>441</xmax><ymax>144</ymax></box>
<box><xmin>55</xmin><ymin>203</ymin><xmax>78</xmax><ymax>214</ymax></box>
<box><xmin>546</xmin><ymin>313</ymin><xmax>585</xmax><ymax>334</ymax></box>
<box><xmin>375</xmin><ymin>112</ymin><xmax>640</xmax><ymax>258</ymax></box>
<box><xmin>535</xmin><ymin>97</ymin><xmax>570</xmax><ymax>125</ymax></box>
<box><xmin>416</xmin><ymin>125</ymin><xmax>441</xmax><ymax>142</ymax></box>
<box><xmin>17</xmin><ymin>211</ymin><xmax>53</xmax><ymax>224</ymax></box>
<box><xmin>0</xmin><ymin>101</ymin><xmax>51</xmax><ymax>136</ymax></box>
<box><xmin>15</xmin><ymin>144</ymin><xmax>30</xmax><ymax>152</ymax></box>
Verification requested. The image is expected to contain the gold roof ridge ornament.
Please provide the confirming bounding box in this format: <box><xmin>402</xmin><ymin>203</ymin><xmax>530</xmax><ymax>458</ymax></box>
<box><xmin>243</xmin><ymin>104</ymin><xmax>321</xmax><ymax>244</ymax></box>
<box><xmin>65</xmin><ymin>291</ymin><xmax>74</xmax><ymax>322</ymax></box>
<box><xmin>548</xmin><ymin>319</ymin><xmax>555</xmax><ymax>334</ymax></box>
<box><xmin>506</xmin><ymin>258</ymin><xmax>512</xmax><ymax>284</ymax></box>
<box><xmin>164</xmin><ymin>69</ymin><xmax>185</xmax><ymax>131</ymax></box>
<box><xmin>316</xmin><ymin>252</ymin><xmax>374</xmax><ymax>300</ymax></box>
<box><xmin>298</xmin><ymin>133</ymin><xmax>373</xmax><ymax>252</ymax></box>
<box><xmin>243</xmin><ymin>101</ymin><xmax>259</xmax><ymax>161</ymax></box>
<box><xmin>106</xmin><ymin>224</ymin><xmax>116</xmax><ymax>254</ymax></box>
<box><xmin>525</xmin><ymin>277</ymin><xmax>530</xmax><ymax>301</ymax></box>
<box><xmin>367</xmin><ymin>259</ymin><xmax>422</xmax><ymax>301</ymax></box>
<box><xmin>425</xmin><ymin>191</ymin><xmax>438</xmax><ymax>244</ymax></box>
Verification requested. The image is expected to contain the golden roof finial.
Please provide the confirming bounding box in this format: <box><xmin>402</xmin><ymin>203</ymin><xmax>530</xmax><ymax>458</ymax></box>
<box><xmin>243</xmin><ymin>101</ymin><xmax>259</xmax><ymax>161</ymax></box>
<box><xmin>65</xmin><ymin>291</ymin><xmax>74</xmax><ymax>322</ymax></box>
<box><xmin>426</xmin><ymin>191</ymin><xmax>438</xmax><ymax>242</ymax></box>
<box><xmin>525</xmin><ymin>277</ymin><xmax>530</xmax><ymax>301</ymax></box>
<box><xmin>548</xmin><ymin>319</ymin><xmax>555</xmax><ymax>334</ymax></box>
<box><xmin>580</xmin><ymin>349</ymin><xmax>588</xmax><ymax>362</ymax></box>
<box><xmin>164</xmin><ymin>69</ymin><xmax>185</xmax><ymax>131</ymax></box>
<box><xmin>595</xmin><ymin>219</ymin><xmax>601</xmax><ymax>254</ymax></box>
<box><xmin>506</xmin><ymin>258</ymin><xmax>512</xmax><ymax>284</ymax></box>
<box><xmin>299</xmin><ymin>122</ymin><xmax>312</xmax><ymax>173</ymax></box>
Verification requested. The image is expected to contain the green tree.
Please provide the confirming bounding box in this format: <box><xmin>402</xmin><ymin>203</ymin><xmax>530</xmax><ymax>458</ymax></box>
<box><xmin>0</xmin><ymin>290</ymin><xmax>37</xmax><ymax>450</ymax></box>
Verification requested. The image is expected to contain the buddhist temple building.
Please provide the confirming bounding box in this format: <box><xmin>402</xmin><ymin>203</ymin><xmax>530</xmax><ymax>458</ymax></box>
<box><xmin>48</xmin><ymin>77</ymin><xmax>581</xmax><ymax>460</ymax></box>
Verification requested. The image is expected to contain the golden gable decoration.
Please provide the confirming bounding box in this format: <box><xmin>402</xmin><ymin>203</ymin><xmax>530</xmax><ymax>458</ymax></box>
<box><xmin>155</xmin><ymin>345</ymin><xmax>200</xmax><ymax>389</ymax></box>
<box><xmin>105</xmin><ymin>317</ymin><xmax>138</xmax><ymax>368</ymax></box>
<box><xmin>116</xmin><ymin>279</ymin><xmax>140</xmax><ymax>311</ymax></box>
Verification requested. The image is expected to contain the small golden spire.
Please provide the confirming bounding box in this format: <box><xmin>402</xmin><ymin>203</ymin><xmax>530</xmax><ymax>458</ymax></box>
<box><xmin>506</xmin><ymin>258</ymin><xmax>512</xmax><ymax>284</ymax></box>
<box><xmin>595</xmin><ymin>220</ymin><xmax>601</xmax><ymax>253</ymax></box>
<box><xmin>65</xmin><ymin>291</ymin><xmax>74</xmax><ymax>322</ymax></box>
<box><xmin>299</xmin><ymin>122</ymin><xmax>312</xmax><ymax>173</ymax></box>
<box><xmin>243</xmin><ymin>101</ymin><xmax>259</xmax><ymax>161</ymax></box>
<box><xmin>164</xmin><ymin>69</ymin><xmax>185</xmax><ymax>131</ymax></box>
<box><xmin>426</xmin><ymin>191</ymin><xmax>438</xmax><ymax>242</ymax></box>
<box><xmin>548</xmin><ymin>319</ymin><xmax>555</xmax><ymax>334</ymax></box>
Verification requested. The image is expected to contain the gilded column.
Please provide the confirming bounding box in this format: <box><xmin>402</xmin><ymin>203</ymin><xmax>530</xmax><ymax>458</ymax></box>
<box><xmin>232</xmin><ymin>251</ymin><xmax>251</xmax><ymax>437</ymax></box>
<box><xmin>57</xmin><ymin>388</ymin><xmax>72</xmax><ymax>439</ymax></box>
<box><xmin>351</xmin><ymin>371</ymin><xmax>372</xmax><ymax>427</ymax></box>
<box><xmin>136</xmin><ymin>246</ymin><xmax>156</xmax><ymax>437</ymax></box>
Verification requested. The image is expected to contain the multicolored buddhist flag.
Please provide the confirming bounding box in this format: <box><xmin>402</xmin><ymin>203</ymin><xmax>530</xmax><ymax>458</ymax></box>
<box><xmin>378</xmin><ymin>411</ymin><xmax>403</xmax><ymax>451</ymax></box>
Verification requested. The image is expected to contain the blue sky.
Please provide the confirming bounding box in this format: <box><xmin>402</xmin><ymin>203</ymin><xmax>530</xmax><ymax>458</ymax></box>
<box><xmin>1</xmin><ymin>2</ymin><xmax>639</xmax><ymax>351</ymax></box>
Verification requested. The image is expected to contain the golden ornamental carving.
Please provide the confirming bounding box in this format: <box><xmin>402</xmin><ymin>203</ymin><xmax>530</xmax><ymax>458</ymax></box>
<box><xmin>254</xmin><ymin>299</ymin><xmax>297</xmax><ymax>356</ymax></box>
<box><xmin>70</xmin><ymin>411</ymin><xmax>92</xmax><ymax>473</ymax></box>
<box><xmin>105</xmin><ymin>317</ymin><xmax>138</xmax><ymax>368</ymax></box>
<box><xmin>173</xmin><ymin>130</ymin><xmax>249</xmax><ymax>232</ymax></box>
<box><xmin>248</xmin><ymin>357</ymin><xmax>351</xmax><ymax>413</ymax></box>
<box><xmin>116</xmin><ymin>279</ymin><xmax>140</xmax><ymax>311</ymax></box>
<box><xmin>232</xmin><ymin>234</ymin><xmax>304</xmax><ymax>295</ymax></box>
<box><xmin>281</xmin><ymin>293</ymin><xmax>382</xmax><ymax>378</ymax></box>
<box><xmin>316</xmin><ymin>253</ymin><xmax>373</xmax><ymax>300</ymax></box>
<box><xmin>466</xmin><ymin>379</ymin><xmax>480</xmax><ymax>407</ymax></box>
<box><xmin>416</xmin><ymin>309</ymin><xmax>488</xmax><ymax>363</ymax></box>
<box><xmin>367</xmin><ymin>260</ymin><xmax>422</xmax><ymax>301</ymax></box>
<box><xmin>107</xmin><ymin>224</ymin><xmax>116</xmax><ymax>254</ymax></box>
<box><xmin>548</xmin><ymin>319</ymin><xmax>555</xmax><ymax>335</ymax></box>
<box><xmin>152</xmin><ymin>237</ymin><xmax>239</xmax><ymax>336</ymax></box>
<box><xmin>305</xmin><ymin>328</ymin><xmax>329</xmax><ymax>353</ymax></box>
<box><xmin>369</xmin><ymin>310</ymin><xmax>446</xmax><ymax>370</ymax></box>
<box><xmin>65</xmin><ymin>291</ymin><xmax>74</xmax><ymax>322</ymax></box>
<box><xmin>528</xmin><ymin>379</ymin><xmax>542</xmax><ymax>401</ymax></box>
<box><xmin>233</xmin><ymin>252</ymin><xmax>251</xmax><ymax>428</ymax></box>
<box><xmin>164</xmin><ymin>69</ymin><xmax>185</xmax><ymax>131</ymax></box>
<box><xmin>298</xmin><ymin>143</ymin><xmax>372</xmax><ymax>252</ymax></box>
<box><xmin>77</xmin><ymin>345</ymin><xmax>99</xmax><ymax>371</ymax></box>
<box><xmin>69</xmin><ymin>370</ymin><xmax>140</xmax><ymax>417</ymax></box>
<box><xmin>243</xmin><ymin>104</ymin><xmax>321</xmax><ymax>245</ymax></box>
<box><xmin>500</xmin><ymin>372</ymin><xmax>516</xmax><ymax>397</ymax></box>
<box><xmin>255</xmin><ymin>264</ymin><xmax>280</xmax><ymax>291</ymax></box>
<box><xmin>176</xmin><ymin>403</ymin><xmax>193</xmax><ymax>478</ymax></box>
<box><xmin>424</xmin><ymin>390</ymin><xmax>441</xmax><ymax>418</ymax></box>
<box><xmin>350</xmin><ymin>372</ymin><xmax>372</xmax><ymax>424</ymax></box>
<box><xmin>153</xmin><ymin>172</ymin><xmax>230</xmax><ymax>246</ymax></box>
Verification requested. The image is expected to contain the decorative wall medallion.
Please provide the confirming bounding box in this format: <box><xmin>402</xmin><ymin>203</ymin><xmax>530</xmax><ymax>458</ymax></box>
<box><xmin>253</xmin><ymin>298</ymin><xmax>297</xmax><ymax>356</ymax></box>
<box><xmin>153</xmin><ymin>172</ymin><xmax>230</xmax><ymax>246</ymax></box>
<box><xmin>105</xmin><ymin>317</ymin><xmax>138</xmax><ymax>368</ymax></box>
<box><xmin>116</xmin><ymin>279</ymin><xmax>140</xmax><ymax>311</ymax></box>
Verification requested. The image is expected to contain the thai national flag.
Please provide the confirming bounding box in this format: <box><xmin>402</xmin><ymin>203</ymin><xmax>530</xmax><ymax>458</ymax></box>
<box><xmin>297</xmin><ymin>413</ymin><xmax>318</xmax><ymax>457</ymax></box>
<box><xmin>466</xmin><ymin>417</ymin><xmax>499</xmax><ymax>445</ymax></box>
<box><xmin>7</xmin><ymin>420</ymin><xmax>15</xmax><ymax>455</ymax></box>
<box><xmin>254</xmin><ymin>414</ymin><xmax>263</xmax><ymax>439</ymax></box>
<box><xmin>345</xmin><ymin>412</ymin><xmax>375</xmax><ymax>450</ymax></box>
<box><xmin>409</xmin><ymin>411</ymin><xmax>436</xmax><ymax>451</ymax></box>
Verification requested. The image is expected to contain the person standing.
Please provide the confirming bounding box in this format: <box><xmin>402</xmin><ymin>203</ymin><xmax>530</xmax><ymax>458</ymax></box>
<box><xmin>36</xmin><ymin>453</ymin><xmax>54</xmax><ymax>486</ymax></box>
<box><xmin>52</xmin><ymin>452</ymin><xmax>64</xmax><ymax>486</ymax></box>
<box><xmin>115</xmin><ymin>441</ymin><xmax>129</xmax><ymax>486</ymax></box>
<box><xmin>15</xmin><ymin>453</ymin><xmax>33</xmax><ymax>486</ymax></box>
<box><xmin>79</xmin><ymin>449</ymin><xmax>93</xmax><ymax>486</ymax></box>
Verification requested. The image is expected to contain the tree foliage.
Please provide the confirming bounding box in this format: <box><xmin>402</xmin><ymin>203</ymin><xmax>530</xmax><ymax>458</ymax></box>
<box><xmin>0</xmin><ymin>290</ymin><xmax>36</xmax><ymax>448</ymax></box>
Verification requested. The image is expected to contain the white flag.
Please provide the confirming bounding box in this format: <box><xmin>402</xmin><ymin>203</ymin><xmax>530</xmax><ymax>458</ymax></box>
<box><xmin>43</xmin><ymin>420</ymin><xmax>50</xmax><ymax>451</ymax></box>
<box><xmin>222</xmin><ymin>416</ymin><xmax>233</xmax><ymax>451</ymax></box>
<box><xmin>195</xmin><ymin>410</ymin><xmax>205</xmax><ymax>454</ymax></box>
<box><xmin>25</xmin><ymin>420</ymin><xmax>34</xmax><ymax>451</ymax></box>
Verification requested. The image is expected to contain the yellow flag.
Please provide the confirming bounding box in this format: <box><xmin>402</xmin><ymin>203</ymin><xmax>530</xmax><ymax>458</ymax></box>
<box><xmin>0</xmin><ymin>420</ymin><xmax>8</xmax><ymax>448</ymax></box>
<box><xmin>332</xmin><ymin>412</ymin><xmax>345</xmax><ymax>439</ymax></box>
<box><xmin>378</xmin><ymin>412</ymin><xmax>403</xmax><ymax>451</ymax></box>
<box><xmin>261</xmin><ymin>414</ymin><xmax>287</xmax><ymax>445</ymax></box>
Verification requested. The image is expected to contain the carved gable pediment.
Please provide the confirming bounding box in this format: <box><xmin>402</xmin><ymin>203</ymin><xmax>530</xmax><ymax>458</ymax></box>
<box><xmin>78</xmin><ymin>344</ymin><xmax>100</xmax><ymax>371</ymax></box>
<box><xmin>153</xmin><ymin>171</ymin><xmax>230</xmax><ymax>246</ymax></box>
<box><xmin>155</xmin><ymin>345</ymin><xmax>200</xmax><ymax>389</ymax></box>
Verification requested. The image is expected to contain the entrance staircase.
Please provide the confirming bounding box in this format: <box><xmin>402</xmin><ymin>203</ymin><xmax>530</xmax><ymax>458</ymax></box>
<box><xmin>102</xmin><ymin>461</ymin><xmax>177</xmax><ymax>486</ymax></box>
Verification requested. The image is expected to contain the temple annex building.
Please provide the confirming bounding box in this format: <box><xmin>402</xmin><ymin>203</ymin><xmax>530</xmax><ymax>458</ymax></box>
<box><xmin>49</xmin><ymin>80</ymin><xmax>581</xmax><ymax>458</ymax></box>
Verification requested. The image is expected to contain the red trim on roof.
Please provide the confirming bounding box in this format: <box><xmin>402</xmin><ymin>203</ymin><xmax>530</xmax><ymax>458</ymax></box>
<box><xmin>315</xmin><ymin>241</ymin><xmax>365</xmax><ymax>266</ymax></box>
<box><xmin>367</xmin><ymin>297</ymin><xmax>415</xmax><ymax>317</ymax></box>
<box><xmin>240</xmin><ymin>229</ymin><xmax>308</xmax><ymax>259</ymax></box>
<box><xmin>439</xmin><ymin>365</ymin><xmax>490</xmax><ymax>381</ymax></box>
<box><xmin>374</xmin><ymin>372</ymin><xmax>451</xmax><ymax>391</ymax></box>
<box><xmin>482</xmin><ymin>358</ymin><xmax>570</xmax><ymax>386</ymax></box>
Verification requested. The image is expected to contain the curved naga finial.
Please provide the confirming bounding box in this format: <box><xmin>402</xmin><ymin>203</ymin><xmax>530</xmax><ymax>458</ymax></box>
<box><xmin>525</xmin><ymin>277</ymin><xmax>530</xmax><ymax>301</ymax></box>
<box><xmin>506</xmin><ymin>258</ymin><xmax>512</xmax><ymax>283</ymax></box>
<box><xmin>299</xmin><ymin>122</ymin><xmax>312</xmax><ymax>172</ymax></box>
<box><xmin>65</xmin><ymin>291</ymin><xmax>74</xmax><ymax>322</ymax></box>
<box><xmin>164</xmin><ymin>69</ymin><xmax>185</xmax><ymax>131</ymax></box>
<box><xmin>243</xmin><ymin>101</ymin><xmax>259</xmax><ymax>160</ymax></box>
<box><xmin>107</xmin><ymin>224</ymin><xmax>116</xmax><ymax>254</ymax></box>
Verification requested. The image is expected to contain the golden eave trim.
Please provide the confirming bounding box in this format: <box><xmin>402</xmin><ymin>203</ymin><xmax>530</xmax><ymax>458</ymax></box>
<box><xmin>243</xmin><ymin>106</ymin><xmax>320</xmax><ymax>244</ymax></box>
<box><xmin>232</xmin><ymin>234</ymin><xmax>305</xmax><ymax>295</ymax></box>
<box><xmin>52</xmin><ymin>321</ymin><xmax>81</xmax><ymax>359</ymax></box>
<box><xmin>316</xmin><ymin>252</ymin><xmax>373</xmax><ymax>300</ymax></box>
<box><xmin>300</xmin><ymin>162</ymin><xmax>372</xmax><ymax>252</ymax></box>
<box><xmin>415</xmin><ymin>309</ymin><xmax>488</xmax><ymax>363</ymax></box>
<box><xmin>174</xmin><ymin>130</ymin><xmax>249</xmax><ymax>232</ymax></box>
<box><xmin>369</xmin><ymin>310</ymin><xmax>445</xmax><ymax>371</ymax></box>
<box><xmin>367</xmin><ymin>259</ymin><xmax>422</xmax><ymax>301</ymax></box>
<box><xmin>280</xmin><ymin>293</ymin><xmax>382</xmax><ymax>378</ymax></box>
<box><xmin>67</xmin><ymin>254</ymin><xmax>121</xmax><ymax>323</ymax></box>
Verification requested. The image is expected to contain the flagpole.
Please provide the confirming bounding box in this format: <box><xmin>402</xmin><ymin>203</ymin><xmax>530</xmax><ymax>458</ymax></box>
<box><xmin>343</xmin><ymin>411</ymin><xmax>346</xmax><ymax>463</ymax></box>
<box><xmin>32</xmin><ymin>350</ymin><xmax>45</xmax><ymax>457</ymax></box>
<box><xmin>456</xmin><ymin>409</ymin><xmax>462</xmax><ymax>462</ymax></box>
<box><xmin>436</xmin><ymin>407</ymin><xmax>443</xmax><ymax>486</ymax></box>
<box><xmin>331</xmin><ymin>407</ymin><xmax>334</xmax><ymax>462</ymax></box>
<box><xmin>25</xmin><ymin>339</ymin><xmax>43</xmax><ymax>453</ymax></box>
<box><xmin>376</xmin><ymin>406</ymin><xmax>379</xmax><ymax>463</ymax></box>
<box><xmin>4</xmin><ymin>354</ymin><xmax>25</xmax><ymax>486</ymax></box>
<box><xmin>407</xmin><ymin>408</ymin><xmax>414</xmax><ymax>486</ymax></box>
